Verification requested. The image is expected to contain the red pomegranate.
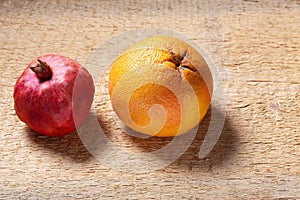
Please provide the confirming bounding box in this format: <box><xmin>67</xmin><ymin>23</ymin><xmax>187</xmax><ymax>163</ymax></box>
<box><xmin>13</xmin><ymin>54</ymin><xmax>95</xmax><ymax>137</ymax></box>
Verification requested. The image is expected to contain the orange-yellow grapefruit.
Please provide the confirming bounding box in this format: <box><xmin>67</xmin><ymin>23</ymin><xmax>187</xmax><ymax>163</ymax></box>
<box><xmin>108</xmin><ymin>36</ymin><xmax>213</xmax><ymax>137</ymax></box>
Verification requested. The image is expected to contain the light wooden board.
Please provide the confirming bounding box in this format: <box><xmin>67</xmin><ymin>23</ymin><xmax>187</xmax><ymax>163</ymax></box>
<box><xmin>0</xmin><ymin>0</ymin><xmax>299</xmax><ymax>199</ymax></box>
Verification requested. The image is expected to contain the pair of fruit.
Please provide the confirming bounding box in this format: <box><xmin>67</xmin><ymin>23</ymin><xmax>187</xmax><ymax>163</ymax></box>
<box><xmin>14</xmin><ymin>36</ymin><xmax>213</xmax><ymax>137</ymax></box>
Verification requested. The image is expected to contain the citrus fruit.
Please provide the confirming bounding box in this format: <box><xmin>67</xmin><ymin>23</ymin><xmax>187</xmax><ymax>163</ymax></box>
<box><xmin>108</xmin><ymin>36</ymin><xmax>213</xmax><ymax>137</ymax></box>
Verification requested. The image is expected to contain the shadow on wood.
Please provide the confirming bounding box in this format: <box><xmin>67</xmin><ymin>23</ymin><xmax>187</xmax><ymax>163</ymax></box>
<box><xmin>24</xmin><ymin>126</ymin><xmax>93</xmax><ymax>163</ymax></box>
<box><xmin>93</xmin><ymin>104</ymin><xmax>239</xmax><ymax>172</ymax></box>
<box><xmin>172</xmin><ymin>112</ymin><xmax>240</xmax><ymax>171</ymax></box>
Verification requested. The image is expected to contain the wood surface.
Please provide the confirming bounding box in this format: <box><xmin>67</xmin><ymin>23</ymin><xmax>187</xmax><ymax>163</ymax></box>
<box><xmin>0</xmin><ymin>0</ymin><xmax>299</xmax><ymax>199</ymax></box>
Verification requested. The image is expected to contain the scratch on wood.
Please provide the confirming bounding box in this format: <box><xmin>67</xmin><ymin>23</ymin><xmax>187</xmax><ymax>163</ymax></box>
<box><xmin>247</xmin><ymin>80</ymin><xmax>300</xmax><ymax>84</ymax></box>
<box><xmin>247</xmin><ymin>80</ymin><xmax>273</xmax><ymax>83</ymax></box>
<box><xmin>232</xmin><ymin>104</ymin><xmax>250</xmax><ymax>109</ymax></box>
<box><xmin>243</xmin><ymin>0</ymin><xmax>259</xmax><ymax>3</ymax></box>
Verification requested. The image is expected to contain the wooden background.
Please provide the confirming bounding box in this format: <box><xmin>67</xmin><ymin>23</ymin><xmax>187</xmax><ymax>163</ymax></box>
<box><xmin>1</xmin><ymin>0</ymin><xmax>299</xmax><ymax>199</ymax></box>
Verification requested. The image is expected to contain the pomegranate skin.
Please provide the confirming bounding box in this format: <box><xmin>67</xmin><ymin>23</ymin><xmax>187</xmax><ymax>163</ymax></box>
<box><xmin>13</xmin><ymin>54</ymin><xmax>95</xmax><ymax>137</ymax></box>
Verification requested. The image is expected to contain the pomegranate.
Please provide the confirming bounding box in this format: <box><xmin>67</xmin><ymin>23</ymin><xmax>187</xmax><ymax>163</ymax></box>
<box><xmin>13</xmin><ymin>54</ymin><xmax>95</xmax><ymax>137</ymax></box>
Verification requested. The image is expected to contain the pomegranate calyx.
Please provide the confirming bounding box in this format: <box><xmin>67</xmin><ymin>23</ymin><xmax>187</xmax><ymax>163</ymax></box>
<box><xmin>30</xmin><ymin>59</ymin><xmax>52</xmax><ymax>81</ymax></box>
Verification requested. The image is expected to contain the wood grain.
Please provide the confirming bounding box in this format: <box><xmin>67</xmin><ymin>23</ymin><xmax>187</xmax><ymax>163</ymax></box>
<box><xmin>0</xmin><ymin>0</ymin><xmax>299</xmax><ymax>199</ymax></box>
